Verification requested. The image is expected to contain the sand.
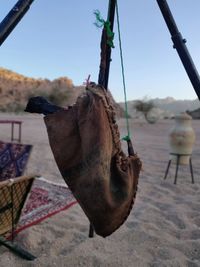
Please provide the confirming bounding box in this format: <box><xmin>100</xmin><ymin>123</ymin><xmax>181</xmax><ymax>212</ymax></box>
<box><xmin>0</xmin><ymin>113</ymin><xmax>200</xmax><ymax>267</ymax></box>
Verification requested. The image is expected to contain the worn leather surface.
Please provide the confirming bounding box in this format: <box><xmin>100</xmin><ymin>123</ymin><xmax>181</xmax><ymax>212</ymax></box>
<box><xmin>44</xmin><ymin>83</ymin><xmax>141</xmax><ymax>237</ymax></box>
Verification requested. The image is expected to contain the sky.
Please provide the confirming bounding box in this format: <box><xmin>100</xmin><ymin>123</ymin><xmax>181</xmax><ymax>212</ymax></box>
<box><xmin>0</xmin><ymin>0</ymin><xmax>200</xmax><ymax>102</ymax></box>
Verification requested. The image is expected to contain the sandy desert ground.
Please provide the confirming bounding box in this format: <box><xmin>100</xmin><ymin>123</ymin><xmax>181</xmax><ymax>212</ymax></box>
<box><xmin>0</xmin><ymin>113</ymin><xmax>200</xmax><ymax>267</ymax></box>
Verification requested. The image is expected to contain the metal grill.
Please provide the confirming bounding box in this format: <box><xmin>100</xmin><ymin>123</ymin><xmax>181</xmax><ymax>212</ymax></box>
<box><xmin>0</xmin><ymin>176</ymin><xmax>35</xmax><ymax>237</ymax></box>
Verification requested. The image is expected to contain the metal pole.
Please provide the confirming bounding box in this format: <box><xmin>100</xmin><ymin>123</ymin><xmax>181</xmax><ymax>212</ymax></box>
<box><xmin>89</xmin><ymin>0</ymin><xmax>116</xmax><ymax>238</ymax></box>
<box><xmin>104</xmin><ymin>0</ymin><xmax>116</xmax><ymax>89</ymax></box>
<box><xmin>98</xmin><ymin>0</ymin><xmax>116</xmax><ymax>90</ymax></box>
<box><xmin>156</xmin><ymin>0</ymin><xmax>200</xmax><ymax>101</ymax></box>
<box><xmin>0</xmin><ymin>0</ymin><xmax>35</xmax><ymax>46</ymax></box>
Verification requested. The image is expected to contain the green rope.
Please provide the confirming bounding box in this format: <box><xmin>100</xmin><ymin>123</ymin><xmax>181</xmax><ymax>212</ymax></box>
<box><xmin>94</xmin><ymin>10</ymin><xmax>105</xmax><ymax>27</ymax></box>
<box><xmin>115</xmin><ymin>0</ymin><xmax>131</xmax><ymax>141</ymax></box>
<box><xmin>94</xmin><ymin>10</ymin><xmax>115</xmax><ymax>48</ymax></box>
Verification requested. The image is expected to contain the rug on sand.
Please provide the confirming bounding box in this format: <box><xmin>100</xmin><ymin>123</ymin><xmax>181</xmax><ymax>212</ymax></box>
<box><xmin>15</xmin><ymin>178</ymin><xmax>77</xmax><ymax>234</ymax></box>
<box><xmin>0</xmin><ymin>141</ymin><xmax>32</xmax><ymax>181</ymax></box>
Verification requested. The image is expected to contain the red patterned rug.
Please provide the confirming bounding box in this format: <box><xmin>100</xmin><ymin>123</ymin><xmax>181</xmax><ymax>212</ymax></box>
<box><xmin>15</xmin><ymin>178</ymin><xmax>77</xmax><ymax>234</ymax></box>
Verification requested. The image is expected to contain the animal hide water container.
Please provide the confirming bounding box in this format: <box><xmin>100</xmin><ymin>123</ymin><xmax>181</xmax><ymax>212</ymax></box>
<box><xmin>169</xmin><ymin>112</ymin><xmax>196</xmax><ymax>165</ymax></box>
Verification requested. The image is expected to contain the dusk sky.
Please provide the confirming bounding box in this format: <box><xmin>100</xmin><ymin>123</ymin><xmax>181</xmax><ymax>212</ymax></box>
<box><xmin>0</xmin><ymin>0</ymin><xmax>200</xmax><ymax>102</ymax></box>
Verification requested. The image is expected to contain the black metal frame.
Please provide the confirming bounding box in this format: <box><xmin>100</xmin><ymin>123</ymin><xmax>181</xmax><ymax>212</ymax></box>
<box><xmin>156</xmin><ymin>0</ymin><xmax>200</xmax><ymax>101</ymax></box>
<box><xmin>0</xmin><ymin>0</ymin><xmax>199</xmax><ymax>97</ymax></box>
<box><xmin>0</xmin><ymin>0</ymin><xmax>35</xmax><ymax>46</ymax></box>
<box><xmin>164</xmin><ymin>153</ymin><xmax>194</xmax><ymax>184</ymax></box>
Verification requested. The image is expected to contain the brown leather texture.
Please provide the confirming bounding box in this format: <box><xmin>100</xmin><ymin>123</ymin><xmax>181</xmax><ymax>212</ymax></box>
<box><xmin>44</xmin><ymin>83</ymin><xmax>141</xmax><ymax>237</ymax></box>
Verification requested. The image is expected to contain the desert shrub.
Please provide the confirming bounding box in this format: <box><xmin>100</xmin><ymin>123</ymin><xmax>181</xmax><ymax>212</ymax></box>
<box><xmin>26</xmin><ymin>88</ymin><xmax>49</xmax><ymax>100</ymax></box>
<box><xmin>0</xmin><ymin>102</ymin><xmax>25</xmax><ymax>113</ymax></box>
<box><xmin>48</xmin><ymin>88</ymin><xmax>69</xmax><ymax>106</ymax></box>
<box><xmin>134</xmin><ymin>99</ymin><xmax>157</xmax><ymax>123</ymax></box>
<box><xmin>26</xmin><ymin>86</ymin><xmax>70</xmax><ymax>107</ymax></box>
<box><xmin>0</xmin><ymin>67</ymin><xmax>74</xmax><ymax>112</ymax></box>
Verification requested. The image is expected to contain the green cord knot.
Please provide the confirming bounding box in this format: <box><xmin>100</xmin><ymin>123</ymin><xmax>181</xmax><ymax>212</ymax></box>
<box><xmin>94</xmin><ymin>10</ymin><xmax>115</xmax><ymax>48</ymax></box>
<box><xmin>122</xmin><ymin>135</ymin><xmax>130</xmax><ymax>142</ymax></box>
<box><xmin>104</xmin><ymin>21</ymin><xmax>115</xmax><ymax>48</ymax></box>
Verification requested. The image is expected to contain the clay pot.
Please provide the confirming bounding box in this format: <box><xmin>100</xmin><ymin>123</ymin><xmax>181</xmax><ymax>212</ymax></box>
<box><xmin>169</xmin><ymin>112</ymin><xmax>195</xmax><ymax>165</ymax></box>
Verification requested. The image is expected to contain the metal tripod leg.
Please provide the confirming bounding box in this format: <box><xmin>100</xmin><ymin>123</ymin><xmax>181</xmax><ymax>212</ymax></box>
<box><xmin>89</xmin><ymin>224</ymin><xmax>94</xmax><ymax>238</ymax></box>
<box><xmin>164</xmin><ymin>159</ymin><xmax>171</xmax><ymax>180</ymax></box>
<box><xmin>0</xmin><ymin>236</ymin><xmax>36</xmax><ymax>261</ymax></box>
<box><xmin>174</xmin><ymin>155</ymin><xmax>180</xmax><ymax>184</ymax></box>
<box><xmin>189</xmin><ymin>157</ymin><xmax>195</xmax><ymax>184</ymax></box>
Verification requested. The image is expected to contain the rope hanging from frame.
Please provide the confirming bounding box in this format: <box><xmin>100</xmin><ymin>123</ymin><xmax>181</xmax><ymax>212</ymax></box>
<box><xmin>94</xmin><ymin>1</ymin><xmax>134</xmax><ymax>155</ymax></box>
<box><xmin>115</xmin><ymin>0</ymin><xmax>131</xmax><ymax>142</ymax></box>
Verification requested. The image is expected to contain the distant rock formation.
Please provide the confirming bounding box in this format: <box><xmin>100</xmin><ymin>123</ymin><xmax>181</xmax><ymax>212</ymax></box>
<box><xmin>0</xmin><ymin>67</ymin><xmax>124</xmax><ymax>116</ymax></box>
<box><xmin>119</xmin><ymin>98</ymin><xmax>199</xmax><ymax>119</ymax></box>
<box><xmin>0</xmin><ymin>67</ymin><xmax>77</xmax><ymax>112</ymax></box>
<box><xmin>1</xmin><ymin>67</ymin><xmax>198</xmax><ymax>117</ymax></box>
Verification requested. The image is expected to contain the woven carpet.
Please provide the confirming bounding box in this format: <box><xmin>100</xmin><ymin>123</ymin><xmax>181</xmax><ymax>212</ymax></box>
<box><xmin>15</xmin><ymin>178</ymin><xmax>77</xmax><ymax>234</ymax></box>
<box><xmin>0</xmin><ymin>141</ymin><xmax>32</xmax><ymax>181</ymax></box>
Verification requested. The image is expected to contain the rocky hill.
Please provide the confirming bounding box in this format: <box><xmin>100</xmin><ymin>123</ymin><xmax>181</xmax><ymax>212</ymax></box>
<box><xmin>1</xmin><ymin>67</ymin><xmax>199</xmax><ymax>118</ymax></box>
<box><xmin>0</xmin><ymin>67</ymin><xmax>84</xmax><ymax>112</ymax></box>
<box><xmin>0</xmin><ymin>67</ymin><xmax>124</xmax><ymax>116</ymax></box>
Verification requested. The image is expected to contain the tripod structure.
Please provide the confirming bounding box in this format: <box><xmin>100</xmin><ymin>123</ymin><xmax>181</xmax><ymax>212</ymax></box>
<box><xmin>0</xmin><ymin>0</ymin><xmax>200</xmax><ymax>100</ymax></box>
<box><xmin>0</xmin><ymin>0</ymin><xmax>199</xmax><ymax>240</ymax></box>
